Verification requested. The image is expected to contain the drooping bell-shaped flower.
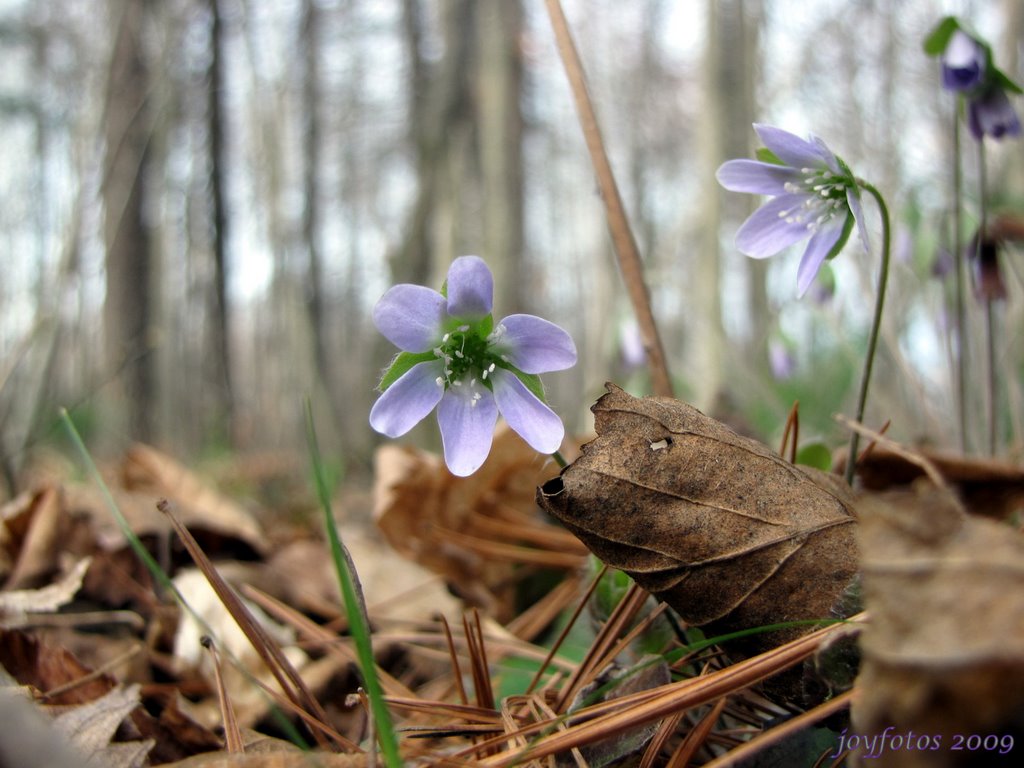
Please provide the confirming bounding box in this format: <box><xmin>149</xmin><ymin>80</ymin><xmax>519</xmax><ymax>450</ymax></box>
<box><xmin>940</xmin><ymin>29</ymin><xmax>986</xmax><ymax>92</ymax></box>
<box><xmin>927</xmin><ymin>17</ymin><xmax>1023</xmax><ymax>142</ymax></box>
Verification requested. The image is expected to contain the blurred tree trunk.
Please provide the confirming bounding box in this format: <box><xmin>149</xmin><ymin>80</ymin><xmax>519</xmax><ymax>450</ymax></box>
<box><xmin>477</xmin><ymin>0</ymin><xmax>525</xmax><ymax>311</ymax></box>
<box><xmin>299</xmin><ymin>0</ymin><xmax>339</xmax><ymax>425</ymax></box>
<box><xmin>691</xmin><ymin>0</ymin><xmax>763</xmax><ymax>413</ymax></box>
<box><xmin>102</xmin><ymin>0</ymin><xmax>155</xmax><ymax>445</ymax></box>
<box><xmin>207</xmin><ymin>0</ymin><xmax>234</xmax><ymax>446</ymax></box>
<box><xmin>689</xmin><ymin>0</ymin><xmax>730</xmax><ymax>411</ymax></box>
<box><xmin>397</xmin><ymin>0</ymin><xmax>470</xmax><ymax>287</ymax></box>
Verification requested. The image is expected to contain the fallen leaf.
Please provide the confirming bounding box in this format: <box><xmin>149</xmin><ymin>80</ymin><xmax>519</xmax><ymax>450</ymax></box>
<box><xmin>849</xmin><ymin>445</ymin><xmax>1024</xmax><ymax>519</ymax></box>
<box><xmin>538</xmin><ymin>384</ymin><xmax>859</xmax><ymax>666</ymax></box>
<box><xmin>374</xmin><ymin>423</ymin><xmax>586</xmax><ymax>620</ymax></box>
<box><xmin>0</xmin><ymin>557</ymin><xmax>91</xmax><ymax>623</ymax></box>
<box><xmin>1</xmin><ymin>486</ymin><xmax>67</xmax><ymax>589</ymax></box>
<box><xmin>48</xmin><ymin>683</ymin><xmax>154</xmax><ymax>768</ymax></box>
<box><xmin>852</xmin><ymin>484</ymin><xmax>1024</xmax><ymax>766</ymax></box>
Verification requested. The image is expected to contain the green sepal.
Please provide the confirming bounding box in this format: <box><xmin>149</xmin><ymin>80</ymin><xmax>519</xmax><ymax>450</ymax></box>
<box><xmin>378</xmin><ymin>350</ymin><xmax>437</xmax><ymax>392</ymax></box>
<box><xmin>993</xmin><ymin>67</ymin><xmax>1024</xmax><ymax>95</ymax></box>
<box><xmin>514</xmin><ymin>370</ymin><xmax>546</xmax><ymax>402</ymax></box>
<box><xmin>755</xmin><ymin>147</ymin><xmax>785</xmax><ymax>165</ymax></box>
<box><xmin>825</xmin><ymin>210</ymin><xmax>855</xmax><ymax>261</ymax></box>
<box><xmin>923</xmin><ymin>16</ymin><xmax>960</xmax><ymax>56</ymax></box>
<box><xmin>796</xmin><ymin>442</ymin><xmax>833</xmax><ymax>471</ymax></box>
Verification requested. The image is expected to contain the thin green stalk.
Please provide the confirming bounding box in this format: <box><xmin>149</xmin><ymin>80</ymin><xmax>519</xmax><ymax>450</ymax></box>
<box><xmin>978</xmin><ymin>139</ymin><xmax>996</xmax><ymax>455</ymax></box>
<box><xmin>952</xmin><ymin>98</ymin><xmax>968</xmax><ymax>453</ymax></box>
<box><xmin>552</xmin><ymin>450</ymin><xmax>568</xmax><ymax>469</ymax></box>
<box><xmin>845</xmin><ymin>183</ymin><xmax>892</xmax><ymax>487</ymax></box>
<box><xmin>985</xmin><ymin>299</ymin><xmax>997</xmax><ymax>455</ymax></box>
<box><xmin>304</xmin><ymin>400</ymin><xmax>402</xmax><ymax>768</ymax></box>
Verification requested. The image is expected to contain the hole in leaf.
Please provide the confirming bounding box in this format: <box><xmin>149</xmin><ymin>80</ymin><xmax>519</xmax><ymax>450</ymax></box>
<box><xmin>540</xmin><ymin>477</ymin><xmax>565</xmax><ymax>497</ymax></box>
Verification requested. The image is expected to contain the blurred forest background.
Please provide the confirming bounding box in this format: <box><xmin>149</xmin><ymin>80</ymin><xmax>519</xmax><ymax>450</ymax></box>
<box><xmin>1</xmin><ymin>0</ymin><xmax>1023</xmax><ymax>494</ymax></box>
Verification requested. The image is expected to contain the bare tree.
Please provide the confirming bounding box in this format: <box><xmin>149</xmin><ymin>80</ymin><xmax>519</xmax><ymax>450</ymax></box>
<box><xmin>206</xmin><ymin>0</ymin><xmax>235</xmax><ymax>446</ymax></box>
<box><xmin>102</xmin><ymin>0</ymin><xmax>155</xmax><ymax>445</ymax></box>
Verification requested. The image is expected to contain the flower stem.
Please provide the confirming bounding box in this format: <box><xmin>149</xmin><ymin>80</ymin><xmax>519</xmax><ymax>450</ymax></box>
<box><xmin>977</xmin><ymin>138</ymin><xmax>996</xmax><ymax>456</ymax></box>
<box><xmin>845</xmin><ymin>182</ymin><xmax>891</xmax><ymax>487</ymax></box>
<box><xmin>552</xmin><ymin>450</ymin><xmax>568</xmax><ymax>469</ymax></box>
<box><xmin>951</xmin><ymin>98</ymin><xmax>968</xmax><ymax>453</ymax></box>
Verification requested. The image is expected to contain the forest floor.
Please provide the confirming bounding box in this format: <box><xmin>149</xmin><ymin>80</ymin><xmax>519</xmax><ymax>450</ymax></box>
<box><xmin>1</xmin><ymin>417</ymin><xmax>1022</xmax><ymax>767</ymax></box>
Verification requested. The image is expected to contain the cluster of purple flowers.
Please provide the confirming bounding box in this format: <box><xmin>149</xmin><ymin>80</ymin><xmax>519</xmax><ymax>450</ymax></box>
<box><xmin>928</xmin><ymin>17</ymin><xmax>1022</xmax><ymax>140</ymax></box>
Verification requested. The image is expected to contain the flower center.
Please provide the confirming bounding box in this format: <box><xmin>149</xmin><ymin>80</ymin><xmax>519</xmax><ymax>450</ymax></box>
<box><xmin>432</xmin><ymin>323</ymin><xmax>503</xmax><ymax>397</ymax></box>
<box><xmin>780</xmin><ymin>168</ymin><xmax>851</xmax><ymax>233</ymax></box>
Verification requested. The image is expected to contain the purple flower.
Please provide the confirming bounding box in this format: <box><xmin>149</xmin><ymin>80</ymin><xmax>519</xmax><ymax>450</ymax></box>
<box><xmin>369</xmin><ymin>256</ymin><xmax>577</xmax><ymax>476</ymax></box>
<box><xmin>941</xmin><ymin>29</ymin><xmax>986</xmax><ymax>92</ymax></box>
<box><xmin>967</xmin><ymin>86</ymin><xmax>1022</xmax><ymax>140</ymax></box>
<box><xmin>716</xmin><ymin>124</ymin><xmax>869</xmax><ymax>297</ymax></box>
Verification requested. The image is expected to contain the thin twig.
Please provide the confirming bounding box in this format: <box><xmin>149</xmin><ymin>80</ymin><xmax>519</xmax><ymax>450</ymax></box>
<box><xmin>544</xmin><ymin>0</ymin><xmax>673</xmax><ymax>397</ymax></box>
<box><xmin>701</xmin><ymin>689</ymin><xmax>853</xmax><ymax>768</ymax></box>
<box><xmin>835</xmin><ymin>414</ymin><xmax>947</xmax><ymax>488</ymax></box>
<box><xmin>202</xmin><ymin>636</ymin><xmax>244</xmax><ymax>754</ymax></box>
<box><xmin>157</xmin><ymin>498</ymin><xmax>348</xmax><ymax>752</ymax></box>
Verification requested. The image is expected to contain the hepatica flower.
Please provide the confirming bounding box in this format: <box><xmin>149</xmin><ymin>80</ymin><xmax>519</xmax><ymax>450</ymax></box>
<box><xmin>716</xmin><ymin>124</ymin><xmax>869</xmax><ymax>296</ymax></box>
<box><xmin>370</xmin><ymin>256</ymin><xmax>576</xmax><ymax>476</ymax></box>
<box><xmin>927</xmin><ymin>17</ymin><xmax>1023</xmax><ymax>141</ymax></box>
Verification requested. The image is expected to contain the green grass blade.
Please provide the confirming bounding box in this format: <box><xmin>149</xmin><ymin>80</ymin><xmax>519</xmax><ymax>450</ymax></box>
<box><xmin>304</xmin><ymin>399</ymin><xmax>402</xmax><ymax>767</ymax></box>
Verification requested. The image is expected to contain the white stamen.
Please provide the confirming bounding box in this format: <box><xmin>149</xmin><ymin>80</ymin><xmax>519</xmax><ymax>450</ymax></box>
<box><xmin>442</xmin><ymin>333</ymin><xmax>450</xmax><ymax>342</ymax></box>
<box><xmin>435</xmin><ymin>376</ymin><xmax>444</xmax><ymax>387</ymax></box>
<box><xmin>458</xmin><ymin>324</ymin><xmax>469</xmax><ymax>332</ymax></box>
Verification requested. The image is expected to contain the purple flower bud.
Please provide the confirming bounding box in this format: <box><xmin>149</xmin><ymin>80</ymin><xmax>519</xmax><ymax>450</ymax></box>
<box><xmin>940</xmin><ymin>30</ymin><xmax>986</xmax><ymax>92</ymax></box>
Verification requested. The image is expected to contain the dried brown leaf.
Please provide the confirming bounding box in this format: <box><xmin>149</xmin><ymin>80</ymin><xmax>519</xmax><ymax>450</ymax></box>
<box><xmin>1</xmin><ymin>486</ymin><xmax>67</xmax><ymax>589</ymax></box>
<box><xmin>0</xmin><ymin>557</ymin><xmax>91</xmax><ymax>621</ymax></box>
<box><xmin>539</xmin><ymin>385</ymin><xmax>858</xmax><ymax>640</ymax></box>
<box><xmin>852</xmin><ymin>485</ymin><xmax>1024</xmax><ymax>766</ymax></box>
<box><xmin>49</xmin><ymin>683</ymin><xmax>154</xmax><ymax>768</ymax></box>
<box><xmin>852</xmin><ymin>445</ymin><xmax>1024</xmax><ymax>519</ymax></box>
<box><xmin>374</xmin><ymin>424</ymin><xmax>585</xmax><ymax>620</ymax></box>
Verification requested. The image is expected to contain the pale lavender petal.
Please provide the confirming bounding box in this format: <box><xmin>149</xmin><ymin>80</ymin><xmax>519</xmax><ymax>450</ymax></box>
<box><xmin>846</xmin><ymin>187</ymin><xmax>870</xmax><ymax>252</ymax></box>
<box><xmin>446</xmin><ymin>255</ymin><xmax>493</xmax><ymax>318</ymax></box>
<box><xmin>492</xmin><ymin>314</ymin><xmax>577</xmax><ymax>373</ymax></box>
<box><xmin>796</xmin><ymin>222</ymin><xmax>844</xmax><ymax>297</ymax></box>
<box><xmin>369</xmin><ymin>361</ymin><xmax>445</xmax><ymax>437</ymax></box>
<box><xmin>373</xmin><ymin>285</ymin><xmax>445</xmax><ymax>352</ymax></box>
<box><xmin>437</xmin><ymin>380</ymin><xmax>498</xmax><ymax>476</ymax></box>
<box><xmin>735</xmin><ymin>194</ymin><xmax>815</xmax><ymax>258</ymax></box>
<box><xmin>809</xmin><ymin>135</ymin><xmax>842</xmax><ymax>174</ymax></box>
<box><xmin>753</xmin><ymin>124</ymin><xmax>828</xmax><ymax>170</ymax></box>
<box><xmin>716</xmin><ymin>160</ymin><xmax>800</xmax><ymax>195</ymax></box>
<box><xmin>490</xmin><ymin>370</ymin><xmax>565</xmax><ymax>454</ymax></box>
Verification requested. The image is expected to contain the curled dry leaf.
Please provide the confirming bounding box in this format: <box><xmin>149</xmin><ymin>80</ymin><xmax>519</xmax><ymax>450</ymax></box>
<box><xmin>852</xmin><ymin>485</ymin><xmax>1024</xmax><ymax>767</ymax></box>
<box><xmin>538</xmin><ymin>384</ymin><xmax>859</xmax><ymax>664</ymax></box>
<box><xmin>374</xmin><ymin>424</ymin><xmax>587</xmax><ymax>620</ymax></box>
<box><xmin>1</xmin><ymin>486</ymin><xmax>66</xmax><ymax>589</ymax></box>
<box><xmin>850</xmin><ymin>445</ymin><xmax>1024</xmax><ymax>519</ymax></box>
<box><xmin>0</xmin><ymin>556</ymin><xmax>91</xmax><ymax>623</ymax></box>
